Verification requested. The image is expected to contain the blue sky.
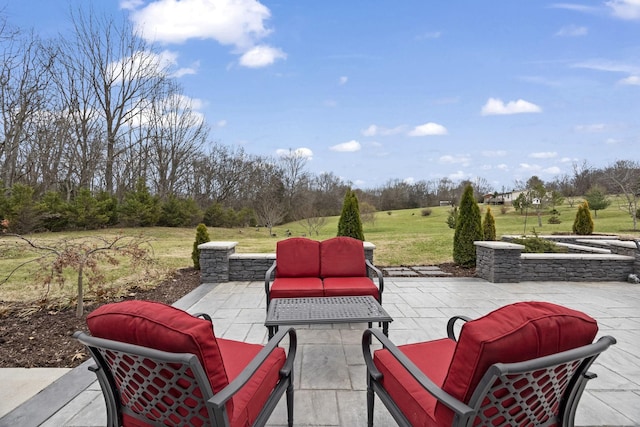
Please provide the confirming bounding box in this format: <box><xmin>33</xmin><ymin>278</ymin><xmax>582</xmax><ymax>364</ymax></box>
<box><xmin>5</xmin><ymin>1</ymin><xmax>640</xmax><ymax>190</ymax></box>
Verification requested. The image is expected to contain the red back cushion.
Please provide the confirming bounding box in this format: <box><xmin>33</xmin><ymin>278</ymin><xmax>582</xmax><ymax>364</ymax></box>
<box><xmin>320</xmin><ymin>236</ymin><xmax>367</xmax><ymax>277</ymax></box>
<box><xmin>276</xmin><ymin>237</ymin><xmax>320</xmax><ymax>277</ymax></box>
<box><xmin>86</xmin><ymin>301</ymin><xmax>230</xmax><ymax>403</ymax></box>
<box><xmin>441</xmin><ymin>301</ymin><xmax>598</xmax><ymax>405</ymax></box>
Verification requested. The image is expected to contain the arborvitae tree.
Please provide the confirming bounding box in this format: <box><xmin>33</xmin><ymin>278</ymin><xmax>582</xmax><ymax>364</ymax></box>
<box><xmin>192</xmin><ymin>223</ymin><xmax>211</xmax><ymax>269</ymax></box>
<box><xmin>482</xmin><ymin>206</ymin><xmax>497</xmax><ymax>241</ymax></box>
<box><xmin>573</xmin><ymin>201</ymin><xmax>595</xmax><ymax>235</ymax></box>
<box><xmin>337</xmin><ymin>189</ymin><xmax>365</xmax><ymax>240</ymax></box>
<box><xmin>453</xmin><ymin>184</ymin><xmax>483</xmax><ymax>267</ymax></box>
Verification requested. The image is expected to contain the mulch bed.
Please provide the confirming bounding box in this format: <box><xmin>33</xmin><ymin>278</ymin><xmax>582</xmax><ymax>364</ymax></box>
<box><xmin>0</xmin><ymin>264</ymin><xmax>474</xmax><ymax>369</ymax></box>
<box><xmin>0</xmin><ymin>268</ymin><xmax>201</xmax><ymax>368</ymax></box>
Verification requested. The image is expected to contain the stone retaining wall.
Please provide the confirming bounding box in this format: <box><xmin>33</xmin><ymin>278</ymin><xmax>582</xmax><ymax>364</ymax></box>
<box><xmin>199</xmin><ymin>241</ymin><xmax>376</xmax><ymax>283</ymax></box>
<box><xmin>475</xmin><ymin>240</ymin><xmax>638</xmax><ymax>283</ymax></box>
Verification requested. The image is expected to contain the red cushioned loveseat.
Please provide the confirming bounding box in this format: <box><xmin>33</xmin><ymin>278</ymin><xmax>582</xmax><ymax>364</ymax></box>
<box><xmin>362</xmin><ymin>301</ymin><xmax>616</xmax><ymax>427</ymax></box>
<box><xmin>264</xmin><ymin>236</ymin><xmax>384</xmax><ymax>309</ymax></box>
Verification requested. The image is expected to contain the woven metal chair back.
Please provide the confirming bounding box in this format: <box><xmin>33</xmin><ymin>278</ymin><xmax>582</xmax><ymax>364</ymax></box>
<box><xmin>469</xmin><ymin>359</ymin><xmax>582</xmax><ymax>426</ymax></box>
<box><xmin>83</xmin><ymin>333</ymin><xmax>218</xmax><ymax>427</ymax></box>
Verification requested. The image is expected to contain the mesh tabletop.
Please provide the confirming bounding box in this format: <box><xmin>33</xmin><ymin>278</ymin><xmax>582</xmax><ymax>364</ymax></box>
<box><xmin>265</xmin><ymin>296</ymin><xmax>393</xmax><ymax>326</ymax></box>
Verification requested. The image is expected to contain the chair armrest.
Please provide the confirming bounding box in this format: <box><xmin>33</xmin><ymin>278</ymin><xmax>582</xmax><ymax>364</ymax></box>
<box><xmin>264</xmin><ymin>260</ymin><xmax>277</xmax><ymax>303</ymax></box>
<box><xmin>208</xmin><ymin>327</ymin><xmax>297</xmax><ymax>410</ymax></box>
<box><xmin>194</xmin><ymin>313</ymin><xmax>212</xmax><ymax>321</ymax></box>
<box><xmin>365</xmin><ymin>259</ymin><xmax>384</xmax><ymax>296</ymax></box>
<box><xmin>446</xmin><ymin>315</ymin><xmax>471</xmax><ymax>341</ymax></box>
<box><xmin>362</xmin><ymin>328</ymin><xmax>474</xmax><ymax>419</ymax></box>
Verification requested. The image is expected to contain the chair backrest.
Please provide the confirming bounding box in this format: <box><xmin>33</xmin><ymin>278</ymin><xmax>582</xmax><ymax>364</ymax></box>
<box><xmin>275</xmin><ymin>237</ymin><xmax>320</xmax><ymax>277</ymax></box>
<box><xmin>437</xmin><ymin>301</ymin><xmax>599</xmax><ymax>426</ymax></box>
<box><xmin>86</xmin><ymin>301</ymin><xmax>232</xmax><ymax>424</ymax></box>
<box><xmin>320</xmin><ymin>236</ymin><xmax>366</xmax><ymax>278</ymax></box>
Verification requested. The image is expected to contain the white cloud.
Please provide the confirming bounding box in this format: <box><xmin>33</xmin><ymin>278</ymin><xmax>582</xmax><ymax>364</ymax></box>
<box><xmin>619</xmin><ymin>75</ymin><xmax>640</xmax><ymax>85</ymax></box>
<box><xmin>482</xmin><ymin>150</ymin><xmax>508</xmax><ymax>157</ymax></box>
<box><xmin>408</xmin><ymin>122</ymin><xmax>448</xmax><ymax>136</ymax></box>
<box><xmin>529</xmin><ymin>151</ymin><xmax>557</xmax><ymax>159</ymax></box>
<box><xmin>496</xmin><ymin>164</ymin><xmax>509</xmax><ymax>171</ymax></box>
<box><xmin>339</xmin><ymin>76</ymin><xmax>348</xmax><ymax>85</ymax></box>
<box><xmin>239</xmin><ymin>45</ymin><xmax>286</xmax><ymax>68</ymax></box>
<box><xmin>361</xmin><ymin>124</ymin><xmax>405</xmax><ymax>137</ymax></box>
<box><xmin>416</xmin><ymin>31</ymin><xmax>442</xmax><ymax>40</ymax></box>
<box><xmin>403</xmin><ymin>177</ymin><xmax>415</xmax><ymax>184</ymax></box>
<box><xmin>215</xmin><ymin>119</ymin><xmax>227</xmax><ymax>128</ymax></box>
<box><xmin>555</xmin><ymin>25</ymin><xmax>588</xmax><ymax>36</ymax></box>
<box><xmin>439</xmin><ymin>155</ymin><xmax>471</xmax><ymax>166</ymax></box>
<box><xmin>605</xmin><ymin>138</ymin><xmax>619</xmax><ymax>144</ymax></box>
<box><xmin>276</xmin><ymin>147</ymin><xmax>314</xmax><ymax>159</ymax></box>
<box><xmin>606</xmin><ymin>0</ymin><xmax>640</xmax><ymax>20</ymax></box>
<box><xmin>481</xmin><ymin>98</ymin><xmax>542</xmax><ymax>115</ymax></box>
<box><xmin>449</xmin><ymin>170</ymin><xmax>468</xmax><ymax>180</ymax></box>
<box><xmin>330</xmin><ymin>140</ymin><xmax>361</xmax><ymax>152</ymax></box>
<box><xmin>549</xmin><ymin>3</ymin><xmax>600</xmax><ymax>13</ymax></box>
<box><xmin>544</xmin><ymin>166</ymin><xmax>562</xmax><ymax>174</ymax></box>
<box><xmin>126</xmin><ymin>0</ymin><xmax>286</xmax><ymax>67</ymax></box>
<box><xmin>575</xmin><ymin>123</ymin><xmax>606</xmax><ymax>132</ymax></box>
<box><xmin>519</xmin><ymin>163</ymin><xmax>542</xmax><ymax>172</ymax></box>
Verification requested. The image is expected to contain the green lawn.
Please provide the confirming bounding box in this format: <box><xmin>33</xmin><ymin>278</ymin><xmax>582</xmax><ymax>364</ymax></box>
<box><xmin>1</xmin><ymin>198</ymin><xmax>638</xmax><ymax>306</ymax></box>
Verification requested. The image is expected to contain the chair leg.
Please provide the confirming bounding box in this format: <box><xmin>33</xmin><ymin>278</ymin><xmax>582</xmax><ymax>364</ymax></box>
<box><xmin>286</xmin><ymin>379</ymin><xmax>294</xmax><ymax>427</ymax></box>
<box><xmin>367</xmin><ymin>385</ymin><xmax>375</xmax><ymax>427</ymax></box>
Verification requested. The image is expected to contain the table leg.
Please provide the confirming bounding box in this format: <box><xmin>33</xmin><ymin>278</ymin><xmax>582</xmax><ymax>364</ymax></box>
<box><xmin>268</xmin><ymin>325</ymin><xmax>278</xmax><ymax>340</ymax></box>
<box><xmin>382</xmin><ymin>321</ymin><xmax>389</xmax><ymax>337</ymax></box>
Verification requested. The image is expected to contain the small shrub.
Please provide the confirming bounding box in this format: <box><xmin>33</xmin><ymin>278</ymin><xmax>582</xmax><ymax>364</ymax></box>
<box><xmin>573</xmin><ymin>201</ymin><xmax>594</xmax><ymax>235</ymax></box>
<box><xmin>511</xmin><ymin>235</ymin><xmax>568</xmax><ymax>253</ymax></box>
<box><xmin>500</xmin><ymin>205</ymin><xmax>509</xmax><ymax>215</ymax></box>
<box><xmin>548</xmin><ymin>208</ymin><xmax>560</xmax><ymax>216</ymax></box>
<box><xmin>386</xmin><ymin>211</ymin><xmax>392</xmax><ymax>215</ymax></box>
<box><xmin>453</xmin><ymin>185</ymin><xmax>482</xmax><ymax>267</ymax></box>
<box><xmin>446</xmin><ymin>206</ymin><xmax>458</xmax><ymax>229</ymax></box>
<box><xmin>337</xmin><ymin>189</ymin><xmax>364</xmax><ymax>240</ymax></box>
<box><xmin>421</xmin><ymin>208</ymin><xmax>432</xmax><ymax>217</ymax></box>
<box><xmin>548</xmin><ymin>215</ymin><xmax>562</xmax><ymax>224</ymax></box>
<box><xmin>192</xmin><ymin>223</ymin><xmax>210</xmax><ymax>270</ymax></box>
<box><xmin>482</xmin><ymin>206</ymin><xmax>497</xmax><ymax>241</ymax></box>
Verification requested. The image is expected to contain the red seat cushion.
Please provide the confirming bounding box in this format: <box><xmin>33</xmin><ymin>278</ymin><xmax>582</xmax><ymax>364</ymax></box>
<box><xmin>276</xmin><ymin>237</ymin><xmax>320</xmax><ymax>277</ymax></box>
<box><xmin>218</xmin><ymin>338</ymin><xmax>286</xmax><ymax>427</ymax></box>
<box><xmin>322</xmin><ymin>277</ymin><xmax>379</xmax><ymax>300</ymax></box>
<box><xmin>436</xmin><ymin>301</ymin><xmax>598</xmax><ymax>424</ymax></box>
<box><xmin>270</xmin><ymin>277</ymin><xmax>324</xmax><ymax>299</ymax></box>
<box><xmin>320</xmin><ymin>236</ymin><xmax>366</xmax><ymax>277</ymax></box>
<box><xmin>86</xmin><ymin>301</ymin><xmax>231</xmax><ymax>413</ymax></box>
<box><xmin>373</xmin><ymin>338</ymin><xmax>456</xmax><ymax>427</ymax></box>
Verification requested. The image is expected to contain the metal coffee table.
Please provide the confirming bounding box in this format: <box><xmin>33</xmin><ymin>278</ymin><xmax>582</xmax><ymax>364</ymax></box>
<box><xmin>265</xmin><ymin>296</ymin><xmax>393</xmax><ymax>339</ymax></box>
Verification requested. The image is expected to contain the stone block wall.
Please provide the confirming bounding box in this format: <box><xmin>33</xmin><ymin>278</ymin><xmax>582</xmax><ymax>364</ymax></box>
<box><xmin>475</xmin><ymin>241</ymin><xmax>637</xmax><ymax>283</ymax></box>
<box><xmin>475</xmin><ymin>242</ymin><xmax>523</xmax><ymax>283</ymax></box>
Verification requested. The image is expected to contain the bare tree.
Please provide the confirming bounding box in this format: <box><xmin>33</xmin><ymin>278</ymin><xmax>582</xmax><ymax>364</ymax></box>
<box><xmin>146</xmin><ymin>81</ymin><xmax>208</xmax><ymax>199</ymax></box>
<box><xmin>68</xmin><ymin>7</ymin><xmax>166</xmax><ymax>195</ymax></box>
<box><xmin>605</xmin><ymin>160</ymin><xmax>640</xmax><ymax>230</ymax></box>
<box><xmin>278</xmin><ymin>149</ymin><xmax>311</xmax><ymax>220</ymax></box>
<box><xmin>0</xmin><ymin>27</ymin><xmax>54</xmax><ymax>189</ymax></box>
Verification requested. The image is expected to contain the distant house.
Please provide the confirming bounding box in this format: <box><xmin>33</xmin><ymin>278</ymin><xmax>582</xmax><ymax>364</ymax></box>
<box><xmin>483</xmin><ymin>190</ymin><xmax>525</xmax><ymax>205</ymax></box>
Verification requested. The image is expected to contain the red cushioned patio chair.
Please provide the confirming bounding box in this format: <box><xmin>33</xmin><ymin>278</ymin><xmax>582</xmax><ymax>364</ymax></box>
<box><xmin>75</xmin><ymin>300</ymin><xmax>297</xmax><ymax>427</ymax></box>
<box><xmin>265</xmin><ymin>237</ymin><xmax>324</xmax><ymax>310</ymax></box>
<box><xmin>320</xmin><ymin>236</ymin><xmax>384</xmax><ymax>302</ymax></box>
<box><xmin>362</xmin><ymin>301</ymin><xmax>616</xmax><ymax>427</ymax></box>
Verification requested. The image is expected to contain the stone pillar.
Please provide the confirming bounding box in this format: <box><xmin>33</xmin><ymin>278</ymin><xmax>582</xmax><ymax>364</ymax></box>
<box><xmin>199</xmin><ymin>241</ymin><xmax>237</xmax><ymax>283</ymax></box>
<box><xmin>363</xmin><ymin>241</ymin><xmax>375</xmax><ymax>264</ymax></box>
<box><xmin>474</xmin><ymin>241</ymin><xmax>524</xmax><ymax>283</ymax></box>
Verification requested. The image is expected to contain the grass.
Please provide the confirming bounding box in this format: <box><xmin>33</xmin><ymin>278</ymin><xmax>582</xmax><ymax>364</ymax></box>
<box><xmin>1</xmin><ymin>197</ymin><xmax>638</xmax><ymax>306</ymax></box>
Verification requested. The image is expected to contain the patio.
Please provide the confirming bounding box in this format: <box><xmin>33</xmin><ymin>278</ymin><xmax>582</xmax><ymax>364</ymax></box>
<box><xmin>3</xmin><ymin>276</ymin><xmax>639</xmax><ymax>426</ymax></box>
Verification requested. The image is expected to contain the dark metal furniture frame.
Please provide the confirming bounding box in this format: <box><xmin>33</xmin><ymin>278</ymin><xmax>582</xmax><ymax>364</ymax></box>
<box><xmin>265</xmin><ymin>296</ymin><xmax>392</xmax><ymax>339</ymax></box>
<box><xmin>362</xmin><ymin>317</ymin><xmax>616</xmax><ymax>427</ymax></box>
<box><xmin>75</xmin><ymin>326</ymin><xmax>297</xmax><ymax>427</ymax></box>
